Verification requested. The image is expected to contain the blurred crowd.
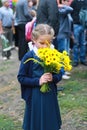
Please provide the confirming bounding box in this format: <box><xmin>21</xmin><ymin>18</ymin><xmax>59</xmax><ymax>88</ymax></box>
<box><xmin>0</xmin><ymin>0</ymin><xmax>87</xmax><ymax>78</ymax></box>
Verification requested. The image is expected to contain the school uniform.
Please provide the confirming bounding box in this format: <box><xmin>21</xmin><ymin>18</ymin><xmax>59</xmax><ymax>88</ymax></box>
<box><xmin>17</xmin><ymin>50</ymin><xmax>63</xmax><ymax>130</ymax></box>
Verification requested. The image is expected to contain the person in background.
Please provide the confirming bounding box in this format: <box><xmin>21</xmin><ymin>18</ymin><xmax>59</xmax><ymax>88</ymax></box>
<box><xmin>68</xmin><ymin>0</ymin><xmax>74</xmax><ymax>50</ymax></box>
<box><xmin>86</xmin><ymin>30</ymin><xmax>87</xmax><ymax>55</ymax></box>
<box><xmin>57</xmin><ymin>0</ymin><xmax>73</xmax><ymax>79</ymax></box>
<box><xmin>36</xmin><ymin>0</ymin><xmax>59</xmax><ymax>49</ymax></box>
<box><xmin>31</xmin><ymin>0</ymin><xmax>38</xmax><ymax>11</ymax></box>
<box><xmin>28</xmin><ymin>0</ymin><xmax>37</xmax><ymax>17</ymax></box>
<box><xmin>71</xmin><ymin>0</ymin><xmax>87</xmax><ymax>67</ymax></box>
<box><xmin>13</xmin><ymin>5</ymin><xmax>19</xmax><ymax>50</ymax></box>
<box><xmin>68</xmin><ymin>0</ymin><xmax>73</xmax><ymax>5</ymax></box>
<box><xmin>0</xmin><ymin>0</ymin><xmax>14</xmax><ymax>60</ymax></box>
<box><xmin>15</xmin><ymin>0</ymin><xmax>33</xmax><ymax>61</ymax></box>
<box><xmin>17</xmin><ymin>24</ymin><xmax>63</xmax><ymax>130</ymax></box>
<box><xmin>27</xmin><ymin>0</ymin><xmax>37</xmax><ymax>50</ymax></box>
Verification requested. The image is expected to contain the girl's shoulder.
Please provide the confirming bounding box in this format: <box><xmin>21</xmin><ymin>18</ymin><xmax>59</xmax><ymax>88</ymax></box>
<box><xmin>23</xmin><ymin>50</ymin><xmax>35</xmax><ymax>60</ymax></box>
<box><xmin>22</xmin><ymin>50</ymin><xmax>35</xmax><ymax>62</ymax></box>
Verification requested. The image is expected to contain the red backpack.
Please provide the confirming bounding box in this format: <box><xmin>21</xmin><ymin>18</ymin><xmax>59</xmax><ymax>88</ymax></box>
<box><xmin>25</xmin><ymin>17</ymin><xmax>36</xmax><ymax>42</ymax></box>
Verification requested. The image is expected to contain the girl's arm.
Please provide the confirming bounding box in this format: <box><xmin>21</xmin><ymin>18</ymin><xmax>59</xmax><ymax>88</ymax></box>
<box><xmin>17</xmin><ymin>52</ymin><xmax>53</xmax><ymax>87</ymax></box>
<box><xmin>17</xmin><ymin>63</ymin><xmax>40</xmax><ymax>87</ymax></box>
<box><xmin>17</xmin><ymin>52</ymin><xmax>39</xmax><ymax>87</ymax></box>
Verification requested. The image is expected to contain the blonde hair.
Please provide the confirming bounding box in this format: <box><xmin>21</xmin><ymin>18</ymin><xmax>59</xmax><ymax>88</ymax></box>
<box><xmin>32</xmin><ymin>24</ymin><xmax>54</xmax><ymax>40</ymax></box>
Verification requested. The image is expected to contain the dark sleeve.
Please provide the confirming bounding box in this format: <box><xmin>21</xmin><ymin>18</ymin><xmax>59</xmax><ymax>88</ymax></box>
<box><xmin>70</xmin><ymin>0</ymin><xmax>76</xmax><ymax>9</ymax></box>
<box><xmin>17</xmin><ymin>52</ymin><xmax>39</xmax><ymax>87</ymax></box>
<box><xmin>36</xmin><ymin>0</ymin><xmax>59</xmax><ymax>36</ymax></box>
<box><xmin>47</xmin><ymin>0</ymin><xmax>59</xmax><ymax>35</ymax></box>
<box><xmin>52</xmin><ymin>68</ymin><xmax>64</xmax><ymax>84</ymax></box>
<box><xmin>23</xmin><ymin>2</ymin><xmax>32</xmax><ymax>21</ymax></box>
<box><xmin>59</xmin><ymin>6</ymin><xmax>73</xmax><ymax>15</ymax></box>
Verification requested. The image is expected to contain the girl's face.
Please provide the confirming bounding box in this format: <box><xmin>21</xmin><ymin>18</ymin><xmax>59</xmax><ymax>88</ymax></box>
<box><xmin>34</xmin><ymin>35</ymin><xmax>53</xmax><ymax>49</ymax></box>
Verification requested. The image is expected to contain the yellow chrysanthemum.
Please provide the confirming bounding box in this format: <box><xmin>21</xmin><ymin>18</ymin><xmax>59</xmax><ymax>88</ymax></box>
<box><xmin>24</xmin><ymin>48</ymin><xmax>72</xmax><ymax>93</ymax></box>
<box><xmin>63</xmin><ymin>50</ymin><xmax>68</xmax><ymax>55</ymax></box>
<box><xmin>45</xmin><ymin>58</ymin><xmax>51</xmax><ymax>65</ymax></box>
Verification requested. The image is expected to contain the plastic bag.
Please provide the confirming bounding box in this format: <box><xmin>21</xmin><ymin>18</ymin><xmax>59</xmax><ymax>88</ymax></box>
<box><xmin>0</xmin><ymin>34</ymin><xmax>11</xmax><ymax>51</ymax></box>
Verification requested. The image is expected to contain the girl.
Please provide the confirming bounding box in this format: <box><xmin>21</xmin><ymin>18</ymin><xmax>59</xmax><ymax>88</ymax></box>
<box><xmin>17</xmin><ymin>24</ymin><xmax>63</xmax><ymax>130</ymax></box>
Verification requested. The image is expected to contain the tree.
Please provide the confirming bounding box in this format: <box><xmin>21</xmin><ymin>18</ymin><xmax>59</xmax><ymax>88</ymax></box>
<box><xmin>0</xmin><ymin>1</ymin><xmax>2</xmax><ymax>7</ymax></box>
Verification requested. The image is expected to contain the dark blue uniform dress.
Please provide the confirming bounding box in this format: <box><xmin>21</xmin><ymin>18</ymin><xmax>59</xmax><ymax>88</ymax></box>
<box><xmin>18</xmin><ymin>51</ymin><xmax>62</xmax><ymax>130</ymax></box>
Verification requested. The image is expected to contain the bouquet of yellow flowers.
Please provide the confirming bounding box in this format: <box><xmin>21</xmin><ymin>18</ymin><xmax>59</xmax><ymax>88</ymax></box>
<box><xmin>24</xmin><ymin>48</ymin><xmax>72</xmax><ymax>93</ymax></box>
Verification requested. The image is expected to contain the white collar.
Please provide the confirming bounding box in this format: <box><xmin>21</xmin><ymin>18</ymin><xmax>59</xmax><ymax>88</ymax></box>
<box><xmin>28</xmin><ymin>41</ymin><xmax>54</xmax><ymax>54</ymax></box>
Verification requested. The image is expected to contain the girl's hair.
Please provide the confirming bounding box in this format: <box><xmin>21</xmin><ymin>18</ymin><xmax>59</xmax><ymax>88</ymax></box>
<box><xmin>32</xmin><ymin>24</ymin><xmax>54</xmax><ymax>40</ymax></box>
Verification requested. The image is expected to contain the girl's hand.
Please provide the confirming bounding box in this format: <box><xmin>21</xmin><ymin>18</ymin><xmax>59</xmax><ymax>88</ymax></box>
<box><xmin>39</xmin><ymin>73</ymin><xmax>53</xmax><ymax>86</ymax></box>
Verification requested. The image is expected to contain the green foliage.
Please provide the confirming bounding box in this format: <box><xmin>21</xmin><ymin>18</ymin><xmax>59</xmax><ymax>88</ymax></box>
<box><xmin>58</xmin><ymin>67</ymin><xmax>87</xmax><ymax>127</ymax></box>
<box><xmin>0</xmin><ymin>1</ymin><xmax>2</xmax><ymax>7</ymax></box>
<box><xmin>0</xmin><ymin>115</ymin><xmax>22</xmax><ymax>130</ymax></box>
<box><xmin>0</xmin><ymin>115</ymin><xmax>15</xmax><ymax>129</ymax></box>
